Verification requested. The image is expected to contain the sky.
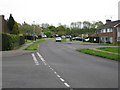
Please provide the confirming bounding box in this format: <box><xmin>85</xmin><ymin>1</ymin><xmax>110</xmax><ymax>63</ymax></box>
<box><xmin>0</xmin><ymin>0</ymin><xmax>120</xmax><ymax>26</ymax></box>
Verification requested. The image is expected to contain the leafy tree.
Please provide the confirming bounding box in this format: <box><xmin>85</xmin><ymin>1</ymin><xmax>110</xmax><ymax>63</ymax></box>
<box><xmin>44</xmin><ymin>31</ymin><xmax>52</xmax><ymax>38</ymax></box>
<box><xmin>19</xmin><ymin>23</ymin><xmax>34</xmax><ymax>35</ymax></box>
<box><xmin>11</xmin><ymin>22</ymin><xmax>19</xmax><ymax>34</ymax></box>
<box><xmin>7</xmin><ymin>14</ymin><xmax>15</xmax><ymax>32</ymax></box>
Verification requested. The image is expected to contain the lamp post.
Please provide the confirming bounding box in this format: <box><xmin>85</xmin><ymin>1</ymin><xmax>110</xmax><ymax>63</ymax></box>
<box><xmin>33</xmin><ymin>21</ymin><xmax>35</xmax><ymax>34</ymax></box>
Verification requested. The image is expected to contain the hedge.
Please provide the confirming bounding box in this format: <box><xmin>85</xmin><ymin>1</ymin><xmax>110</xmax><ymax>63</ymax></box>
<box><xmin>2</xmin><ymin>33</ymin><xmax>25</xmax><ymax>51</ymax></box>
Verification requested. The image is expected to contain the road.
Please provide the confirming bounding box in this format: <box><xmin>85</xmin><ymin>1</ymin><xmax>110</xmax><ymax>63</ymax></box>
<box><xmin>2</xmin><ymin>39</ymin><xmax>118</xmax><ymax>89</ymax></box>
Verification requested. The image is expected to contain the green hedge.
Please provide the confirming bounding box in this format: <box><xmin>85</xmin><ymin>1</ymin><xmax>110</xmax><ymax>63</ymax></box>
<box><xmin>2</xmin><ymin>33</ymin><xmax>25</xmax><ymax>51</ymax></box>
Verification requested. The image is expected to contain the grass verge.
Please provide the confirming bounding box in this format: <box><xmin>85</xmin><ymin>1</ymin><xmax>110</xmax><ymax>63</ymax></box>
<box><xmin>77</xmin><ymin>48</ymin><xmax>120</xmax><ymax>61</ymax></box>
<box><xmin>24</xmin><ymin>39</ymin><xmax>45</xmax><ymax>51</ymax></box>
<box><xmin>61</xmin><ymin>39</ymin><xmax>67</xmax><ymax>42</ymax></box>
<box><xmin>99</xmin><ymin>43</ymin><xmax>120</xmax><ymax>46</ymax></box>
<box><xmin>97</xmin><ymin>47</ymin><xmax>120</xmax><ymax>53</ymax></box>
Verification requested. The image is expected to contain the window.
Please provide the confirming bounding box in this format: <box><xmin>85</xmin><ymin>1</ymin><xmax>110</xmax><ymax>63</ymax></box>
<box><xmin>103</xmin><ymin>29</ymin><xmax>106</xmax><ymax>33</ymax></box>
<box><xmin>107</xmin><ymin>28</ymin><xmax>112</xmax><ymax>32</ymax></box>
<box><xmin>101</xmin><ymin>29</ymin><xmax>106</xmax><ymax>33</ymax></box>
<box><xmin>117</xmin><ymin>27</ymin><xmax>120</xmax><ymax>41</ymax></box>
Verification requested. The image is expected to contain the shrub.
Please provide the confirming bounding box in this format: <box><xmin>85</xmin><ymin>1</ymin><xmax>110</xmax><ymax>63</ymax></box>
<box><xmin>38</xmin><ymin>35</ymin><xmax>42</xmax><ymax>39</ymax></box>
<box><xmin>2</xmin><ymin>33</ymin><xmax>25</xmax><ymax>51</ymax></box>
<box><xmin>19</xmin><ymin>36</ymin><xmax>25</xmax><ymax>45</ymax></box>
<box><xmin>25</xmin><ymin>35</ymin><xmax>34</xmax><ymax>40</ymax></box>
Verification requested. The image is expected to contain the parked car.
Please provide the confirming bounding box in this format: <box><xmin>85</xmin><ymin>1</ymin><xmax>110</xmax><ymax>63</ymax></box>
<box><xmin>55</xmin><ymin>37</ymin><xmax>62</xmax><ymax>42</ymax></box>
<box><xmin>72</xmin><ymin>37</ymin><xmax>82</xmax><ymax>41</ymax></box>
<box><xmin>66</xmin><ymin>35</ymin><xmax>71</xmax><ymax>38</ymax></box>
<box><xmin>85</xmin><ymin>38</ymin><xmax>89</xmax><ymax>42</ymax></box>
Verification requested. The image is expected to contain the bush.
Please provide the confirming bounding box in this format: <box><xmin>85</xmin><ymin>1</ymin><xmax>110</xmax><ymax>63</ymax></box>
<box><xmin>2</xmin><ymin>33</ymin><xmax>25</xmax><ymax>51</ymax></box>
<box><xmin>25</xmin><ymin>35</ymin><xmax>34</xmax><ymax>40</ymax></box>
<box><xmin>19</xmin><ymin>36</ymin><xmax>25</xmax><ymax>45</ymax></box>
<box><xmin>38</xmin><ymin>35</ymin><xmax>42</xmax><ymax>39</ymax></box>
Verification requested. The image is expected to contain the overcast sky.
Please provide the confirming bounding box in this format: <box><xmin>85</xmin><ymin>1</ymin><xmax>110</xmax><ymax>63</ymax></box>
<box><xmin>0</xmin><ymin>0</ymin><xmax>119</xmax><ymax>26</ymax></box>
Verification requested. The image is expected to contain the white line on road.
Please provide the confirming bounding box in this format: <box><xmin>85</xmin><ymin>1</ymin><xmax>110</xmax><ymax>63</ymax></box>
<box><xmin>64</xmin><ymin>82</ymin><xmax>70</xmax><ymax>87</ymax></box>
<box><xmin>60</xmin><ymin>78</ymin><xmax>65</xmax><ymax>82</ymax></box>
<box><xmin>31</xmin><ymin>53</ymin><xmax>39</xmax><ymax>65</ymax></box>
<box><xmin>36</xmin><ymin>52</ymin><xmax>73</xmax><ymax>89</ymax></box>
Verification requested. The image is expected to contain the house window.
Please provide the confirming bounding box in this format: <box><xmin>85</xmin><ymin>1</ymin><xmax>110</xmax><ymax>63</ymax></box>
<box><xmin>103</xmin><ymin>29</ymin><xmax>106</xmax><ymax>33</ymax></box>
<box><xmin>107</xmin><ymin>28</ymin><xmax>112</xmax><ymax>32</ymax></box>
<box><xmin>117</xmin><ymin>27</ymin><xmax>120</xmax><ymax>41</ymax></box>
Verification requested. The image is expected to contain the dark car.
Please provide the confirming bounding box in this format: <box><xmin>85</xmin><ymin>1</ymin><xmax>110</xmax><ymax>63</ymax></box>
<box><xmin>72</xmin><ymin>37</ymin><xmax>82</xmax><ymax>41</ymax></box>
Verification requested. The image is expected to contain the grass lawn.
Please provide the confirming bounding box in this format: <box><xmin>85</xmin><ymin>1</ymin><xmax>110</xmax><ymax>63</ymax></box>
<box><xmin>25</xmin><ymin>40</ymin><xmax>33</xmax><ymax>43</ymax></box>
<box><xmin>61</xmin><ymin>39</ymin><xmax>67</xmax><ymax>42</ymax></box>
<box><xmin>77</xmin><ymin>49</ymin><xmax>120</xmax><ymax>61</ymax></box>
<box><xmin>97</xmin><ymin>47</ymin><xmax>120</xmax><ymax>53</ymax></box>
<box><xmin>24</xmin><ymin>39</ymin><xmax>45</xmax><ymax>51</ymax></box>
<box><xmin>99</xmin><ymin>43</ymin><xmax>120</xmax><ymax>46</ymax></box>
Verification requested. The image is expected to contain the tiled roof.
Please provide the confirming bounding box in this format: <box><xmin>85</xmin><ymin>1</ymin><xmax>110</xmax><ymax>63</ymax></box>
<box><xmin>99</xmin><ymin>20</ymin><xmax>120</xmax><ymax>29</ymax></box>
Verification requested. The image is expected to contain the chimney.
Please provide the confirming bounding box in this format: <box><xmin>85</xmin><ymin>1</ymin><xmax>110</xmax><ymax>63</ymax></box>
<box><xmin>106</xmin><ymin>19</ymin><xmax>111</xmax><ymax>24</ymax></box>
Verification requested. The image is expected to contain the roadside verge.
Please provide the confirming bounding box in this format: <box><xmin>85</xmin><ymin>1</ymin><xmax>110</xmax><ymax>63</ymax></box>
<box><xmin>77</xmin><ymin>48</ymin><xmax>120</xmax><ymax>61</ymax></box>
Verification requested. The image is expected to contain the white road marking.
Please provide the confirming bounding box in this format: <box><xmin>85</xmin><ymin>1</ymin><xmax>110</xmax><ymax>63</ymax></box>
<box><xmin>36</xmin><ymin>52</ymin><xmax>73</xmax><ymax>89</ymax></box>
<box><xmin>57</xmin><ymin>75</ymin><xmax>61</xmax><ymax>78</ymax></box>
<box><xmin>64</xmin><ymin>83</ymin><xmax>70</xmax><ymax>87</ymax></box>
<box><xmin>54</xmin><ymin>71</ymin><xmax>57</xmax><ymax>74</ymax></box>
<box><xmin>31</xmin><ymin>53</ymin><xmax>39</xmax><ymax>65</ymax></box>
<box><xmin>60</xmin><ymin>78</ymin><xmax>65</xmax><ymax>82</ymax></box>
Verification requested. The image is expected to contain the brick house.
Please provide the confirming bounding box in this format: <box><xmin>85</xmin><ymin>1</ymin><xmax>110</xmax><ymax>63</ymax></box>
<box><xmin>0</xmin><ymin>15</ymin><xmax>9</xmax><ymax>33</ymax></box>
<box><xmin>98</xmin><ymin>20</ymin><xmax>120</xmax><ymax>44</ymax></box>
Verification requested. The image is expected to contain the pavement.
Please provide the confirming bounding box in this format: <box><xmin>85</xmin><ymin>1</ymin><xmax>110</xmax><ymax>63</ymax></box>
<box><xmin>1</xmin><ymin>42</ymin><xmax>35</xmax><ymax>57</ymax></box>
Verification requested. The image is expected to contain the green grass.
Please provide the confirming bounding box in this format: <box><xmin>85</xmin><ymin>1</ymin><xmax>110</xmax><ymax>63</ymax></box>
<box><xmin>99</xmin><ymin>43</ymin><xmax>120</xmax><ymax>46</ymax></box>
<box><xmin>61</xmin><ymin>39</ymin><xmax>67</xmax><ymax>42</ymax></box>
<box><xmin>24</xmin><ymin>39</ymin><xmax>45</xmax><ymax>51</ymax></box>
<box><xmin>77</xmin><ymin>48</ymin><xmax>120</xmax><ymax>61</ymax></box>
<box><xmin>25</xmin><ymin>40</ymin><xmax>33</xmax><ymax>43</ymax></box>
<box><xmin>97</xmin><ymin>47</ymin><xmax>120</xmax><ymax>53</ymax></box>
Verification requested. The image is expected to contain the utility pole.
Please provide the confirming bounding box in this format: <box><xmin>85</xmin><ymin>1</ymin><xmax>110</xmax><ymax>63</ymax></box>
<box><xmin>33</xmin><ymin>21</ymin><xmax>35</xmax><ymax>34</ymax></box>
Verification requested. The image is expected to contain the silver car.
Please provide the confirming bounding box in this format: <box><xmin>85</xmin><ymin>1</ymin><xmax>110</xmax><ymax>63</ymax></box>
<box><xmin>55</xmin><ymin>37</ymin><xmax>62</xmax><ymax>42</ymax></box>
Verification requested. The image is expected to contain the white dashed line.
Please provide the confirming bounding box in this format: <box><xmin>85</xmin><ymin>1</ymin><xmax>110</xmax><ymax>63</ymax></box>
<box><xmin>31</xmin><ymin>53</ymin><xmax>39</xmax><ymax>65</ymax></box>
<box><xmin>54</xmin><ymin>71</ymin><xmax>57</xmax><ymax>74</ymax></box>
<box><xmin>60</xmin><ymin>78</ymin><xmax>65</xmax><ymax>82</ymax></box>
<box><xmin>36</xmin><ymin>52</ymin><xmax>73</xmax><ymax>89</ymax></box>
<box><xmin>64</xmin><ymin>82</ymin><xmax>70</xmax><ymax>87</ymax></box>
<box><xmin>57</xmin><ymin>75</ymin><xmax>61</xmax><ymax>78</ymax></box>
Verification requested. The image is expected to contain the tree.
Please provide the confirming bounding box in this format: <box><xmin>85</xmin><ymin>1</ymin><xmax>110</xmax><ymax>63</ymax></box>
<box><xmin>7</xmin><ymin>14</ymin><xmax>15</xmax><ymax>32</ymax></box>
<box><xmin>44</xmin><ymin>31</ymin><xmax>52</xmax><ymax>38</ymax></box>
<box><xmin>11</xmin><ymin>22</ymin><xmax>19</xmax><ymax>34</ymax></box>
<box><xmin>83</xmin><ymin>21</ymin><xmax>91</xmax><ymax>29</ymax></box>
<box><xmin>56</xmin><ymin>25</ymin><xmax>66</xmax><ymax>36</ymax></box>
<box><xmin>19</xmin><ymin>22</ymin><xmax>34</xmax><ymax>35</ymax></box>
<box><xmin>41</xmin><ymin>23</ymin><xmax>49</xmax><ymax>29</ymax></box>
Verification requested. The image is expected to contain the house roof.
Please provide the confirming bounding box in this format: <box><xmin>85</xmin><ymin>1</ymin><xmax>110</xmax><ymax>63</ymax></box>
<box><xmin>99</xmin><ymin>20</ymin><xmax>120</xmax><ymax>29</ymax></box>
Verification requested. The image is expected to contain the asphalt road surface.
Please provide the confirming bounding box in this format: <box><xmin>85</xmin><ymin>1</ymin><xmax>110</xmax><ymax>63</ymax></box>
<box><xmin>2</xmin><ymin>39</ymin><xmax>118</xmax><ymax>89</ymax></box>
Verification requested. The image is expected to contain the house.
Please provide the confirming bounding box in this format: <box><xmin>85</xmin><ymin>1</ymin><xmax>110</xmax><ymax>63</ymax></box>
<box><xmin>0</xmin><ymin>15</ymin><xmax>9</xmax><ymax>33</ymax></box>
<box><xmin>98</xmin><ymin>20</ymin><xmax>120</xmax><ymax>44</ymax></box>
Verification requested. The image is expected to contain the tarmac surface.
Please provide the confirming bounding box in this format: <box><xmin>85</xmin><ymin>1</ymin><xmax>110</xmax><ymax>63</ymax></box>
<box><xmin>2</xmin><ymin>39</ymin><xmax>118</xmax><ymax>88</ymax></box>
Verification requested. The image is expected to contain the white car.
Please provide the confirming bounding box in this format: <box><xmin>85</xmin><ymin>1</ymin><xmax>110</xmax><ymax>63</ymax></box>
<box><xmin>55</xmin><ymin>37</ymin><xmax>62</xmax><ymax>42</ymax></box>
